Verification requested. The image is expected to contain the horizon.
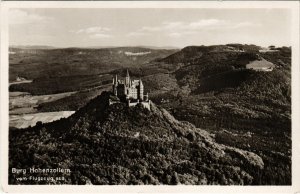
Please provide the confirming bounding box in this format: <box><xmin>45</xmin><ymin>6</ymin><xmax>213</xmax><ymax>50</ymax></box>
<box><xmin>9</xmin><ymin>43</ymin><xmax>291</xmax><ymax>50</ymax></box>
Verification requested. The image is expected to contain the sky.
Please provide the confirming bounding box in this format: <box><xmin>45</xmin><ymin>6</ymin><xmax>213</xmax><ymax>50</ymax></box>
<box><xmin>9</xmin><ymin>8</ymin><xmax>292</xmax><ymax>48</ymax></box>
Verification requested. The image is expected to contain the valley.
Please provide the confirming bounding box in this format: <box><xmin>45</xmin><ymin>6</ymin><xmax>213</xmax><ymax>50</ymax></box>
<box><xmin>9</xmin><ymin>81</ymin><xmax>77</xmax><ymax>128</ymax></box>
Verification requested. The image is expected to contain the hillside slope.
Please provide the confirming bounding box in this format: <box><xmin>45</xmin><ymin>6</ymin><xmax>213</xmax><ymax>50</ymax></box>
<box><xmin>9</xmin><ymin>92</ymin><xmax>264</xmax><ymax>185</ymax></box>
<box><xmin>152</xmin><ymin>44</ymin><xmax>291</xmax><ymax>185</ymax></box>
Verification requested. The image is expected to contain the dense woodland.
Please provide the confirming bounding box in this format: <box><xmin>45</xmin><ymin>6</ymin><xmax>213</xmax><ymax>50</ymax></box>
<box><xmin>155</xmin><ymin>45</ymin><xmax>291</xmax><ymax>185</ymax></box>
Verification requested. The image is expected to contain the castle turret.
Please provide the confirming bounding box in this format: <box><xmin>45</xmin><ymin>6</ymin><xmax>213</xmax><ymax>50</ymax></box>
<box><xmin>139</xmin><ymin>78</ymin><xmax>144</xmax><ymax>101</ymax></box>
<box><xmin>125</xmin><ymin>69</ymin><xmax>130</xmax><ymax>87</ymax></box>
<box><xmin>145</xmin><ymin>92</ymin><xmax>149</xmax><ymax>101</ymax></box>
<box><xmin>112</xmin><ymin>74</ymin><xmax>118</xmax><ymax>95</ymax></box>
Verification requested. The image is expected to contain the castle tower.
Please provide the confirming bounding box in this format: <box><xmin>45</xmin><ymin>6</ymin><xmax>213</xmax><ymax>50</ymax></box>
<box><xmin>125</xmin><ymin>69</ymin><xmax>130</xmax><ymax>87</ymax></box>
<box><xmin>112</xmin><ymin>74</ymin><xmax>118</xmax><ymax>96</ymax></box>
<box><xmin>113</xmin><ymin>74</ymin><xmax>118</xmax><ymax>85</ymax></box>
<box><xmin>139</xmin><ymin>78</ymin><xmax>144</xmax><ymax>101</ymax></box>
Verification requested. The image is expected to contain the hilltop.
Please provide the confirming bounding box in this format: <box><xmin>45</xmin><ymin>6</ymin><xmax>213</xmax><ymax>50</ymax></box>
<box><xmin>9</xmin><ymin>92</ymin><xmax>264</xmax><ymax>185</ymax></box>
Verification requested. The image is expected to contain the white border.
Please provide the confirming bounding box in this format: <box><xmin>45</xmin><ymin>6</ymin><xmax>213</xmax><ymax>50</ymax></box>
<box><xmin>1</xmin><ymin>1</ymin><xmax>299</xmax><ymax>193</ymax></box>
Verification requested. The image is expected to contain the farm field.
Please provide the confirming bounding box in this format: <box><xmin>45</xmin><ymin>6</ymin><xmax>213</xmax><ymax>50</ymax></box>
<box><xmin>9</xmin><ymin>82</ymin><xmax>77</xmax><ymax>128</ymax></box>
<box><xmin>10</xmin><ymin>111</ymin><xmax>75</xmax><ymax>128</ymax></box>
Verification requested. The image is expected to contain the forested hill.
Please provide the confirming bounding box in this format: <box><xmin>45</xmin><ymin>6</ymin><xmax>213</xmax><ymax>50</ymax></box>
<box><xmin>9</xmin><ymin>92</ymin><xmax>264</xmax><ymax>185</ymax></box>
<box><xmin>157</xmin><ymin>44</ymin><xmax>291</xmax><ymax>93</ymax></box>
<box><xmin>9</xmin><ymin>47</ymin><xmax>178</xmax><ymax>81</ymax></box>
<box><xmin>150</xmin><ymin>44</ymin><xmax>291</xmax><ymax>185</ymax></box>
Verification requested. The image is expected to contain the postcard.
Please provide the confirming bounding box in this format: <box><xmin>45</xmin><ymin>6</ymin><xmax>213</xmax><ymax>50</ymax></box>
<box><xmin>1</xmin><ymin>1</ymin><xmax>299</xmax><ymax>193</ymax></box>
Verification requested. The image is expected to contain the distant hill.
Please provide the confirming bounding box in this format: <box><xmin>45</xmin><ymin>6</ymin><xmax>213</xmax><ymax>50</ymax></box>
<box><xmin>135</xmin><ymin>45</ymin><xmax>181</xmax><ymax>50</ymax></box>
<box><xmin>10</xmin><ymin>45</ymin><xmax>58</xmax><ymax>50</ymax></box>
<box><xmin>9</xmin><ymin>46</ymin><xmax>177</xmax><ymax>97</ymax></box>
<box><xmin>9</xmin><ymin>47</ymin><xmax>177</xmax><ymax>82</ymax></box>
<box><xmin>9</xmin><ymin>91</ymin><xmax>264</xmax><ymax>185</ymax></box>
<box><xmin>86</xmin><ymin>46</ymin><xmax>180</xmax><ymax>50</ymax></box>
<box><xmin>159</xmin><ymin>44</ymin><xmax>261</xmax><ymax>64</ymax></box>
<box><xmin>158</xmin><ymin>44</ymin><xmax>290</xmax><ymax>93</ymax></box>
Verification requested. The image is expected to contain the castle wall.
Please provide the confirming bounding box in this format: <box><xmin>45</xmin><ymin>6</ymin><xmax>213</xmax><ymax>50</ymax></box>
<box><xmin>139</xmin><ymin>85</ymin><xmax>144</xmax><ymax>100</ymax></box>
<box><xmin>140</xmin><ymin>101</ymin><xmax>151</xmax><ymax>110</ymax></box>
<box><xmin>129</xmin><ymin>87</ymin><xmax>138</xmax><ymax>99</ymax></box>
<box><xmin>128</xmin><ymin>100</ymin><xmax>151</xmax><ymax>111</ymax></box>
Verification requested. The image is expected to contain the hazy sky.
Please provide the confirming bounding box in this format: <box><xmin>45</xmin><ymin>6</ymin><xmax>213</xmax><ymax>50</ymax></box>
<box><xmin>9</xmin><ymin>8</ymin><xmax>291</xmax><ymax>48</ymax></box>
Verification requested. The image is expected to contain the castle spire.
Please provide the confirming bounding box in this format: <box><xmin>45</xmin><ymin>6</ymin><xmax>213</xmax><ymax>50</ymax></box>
<box><xmin>139</xmin><ymin>78</ymin><xmax>143</xmax><ymax>86</ymax></box>
<box><xmin>112</xmin><ymin>74</ymin><xmax>118</xmax><ymax>96</ymax></box>
<box><xmin>113</xmin><ymin>74</ymin><xmax>116</xmax><ymax>84</ymax></box>
<box><xmin>125</xmin><ymin>69</ymin><xmax>130</xmax><ymax>86</ymax></box>
<box><xmin>139</xmin><ymin>77</ymin><xmax>144</xmax><ymax>101</ymax></box>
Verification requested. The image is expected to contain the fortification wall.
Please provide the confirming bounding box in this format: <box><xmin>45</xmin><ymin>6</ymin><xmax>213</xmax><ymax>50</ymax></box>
<box><xmin>128</xmin><ymin>100</ymin><xmax>151</xmax><ymax>110</ymax></box>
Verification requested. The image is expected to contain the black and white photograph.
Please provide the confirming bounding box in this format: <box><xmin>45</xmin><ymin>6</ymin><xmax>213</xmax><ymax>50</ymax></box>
<box><xmin>1</xmin><ymin>1</ymin><xmax>300</xmax><ymax>191</ymax></box>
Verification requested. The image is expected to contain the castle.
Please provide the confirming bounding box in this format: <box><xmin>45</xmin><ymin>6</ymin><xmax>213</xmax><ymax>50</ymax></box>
<box><xmin>110</xmin><ymin>70</ymin><xmax>151</xmax><ymax>110</ymax></box>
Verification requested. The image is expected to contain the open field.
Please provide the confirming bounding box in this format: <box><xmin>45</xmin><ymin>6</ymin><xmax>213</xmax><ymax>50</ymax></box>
<box><xmin>9</xmin><ymin>80</ymin><xmax>33</xmax><ymax>86</ymax></box>
<box><xmin>9</xmin><ymin>80</ymin><xmax>77</xmax><ymax>128</ymax></box>
<box><xmin>10</xmin><ymin>111</ymin><xmax>75</xmax><ymax>129</ymax></box>
<box><xmin>9</xmin><ymin>91</ymin><xmax>76</xmax><ymax>115</ymax></box>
